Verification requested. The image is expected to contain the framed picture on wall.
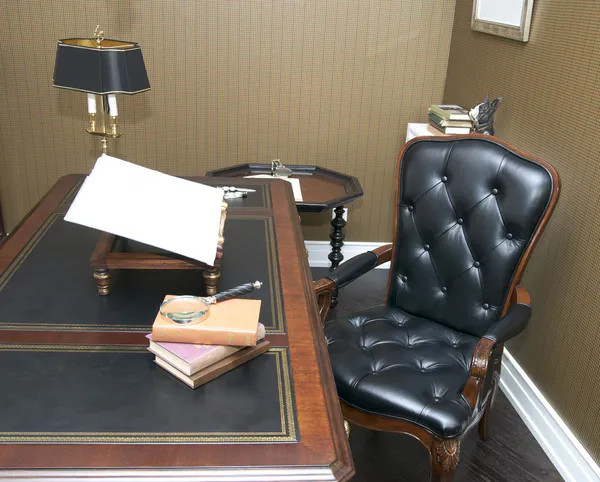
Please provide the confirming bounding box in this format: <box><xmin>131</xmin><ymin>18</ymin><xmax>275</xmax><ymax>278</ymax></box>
<box><xmin>472</xmin><ymin>0</ymin><xmax>534</xmax><ymax>42</ymax></box>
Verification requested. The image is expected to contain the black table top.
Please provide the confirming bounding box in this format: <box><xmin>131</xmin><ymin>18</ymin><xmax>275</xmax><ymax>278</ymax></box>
<box><xmin>206</xmin><ymin>163</ymin><xmax>363</xmax><ymax>212</ymax></box>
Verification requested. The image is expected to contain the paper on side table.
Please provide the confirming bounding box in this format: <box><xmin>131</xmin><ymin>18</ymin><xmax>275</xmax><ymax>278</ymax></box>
<box><xmin>64</xmin><ymin>154</ymin><xmax>224</xmax><ymax>266</ymax></box>
<box><xmin>244</xmin><ymin>175</ymin><xmax>303</xmax><ymax>202</ymax></box>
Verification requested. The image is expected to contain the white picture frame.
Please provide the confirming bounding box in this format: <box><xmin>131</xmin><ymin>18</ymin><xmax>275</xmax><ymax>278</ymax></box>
<box><xmin>472</xmin><ymin>0</ymin><xmax>534</xmax><ymax>42</ymax></box>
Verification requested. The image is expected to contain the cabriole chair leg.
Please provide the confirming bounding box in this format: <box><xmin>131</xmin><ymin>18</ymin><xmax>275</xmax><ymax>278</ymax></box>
<box><xmin>430</xmin><ymin>438</ymin><xmax>460</xmax><ymax>482</ymax></box>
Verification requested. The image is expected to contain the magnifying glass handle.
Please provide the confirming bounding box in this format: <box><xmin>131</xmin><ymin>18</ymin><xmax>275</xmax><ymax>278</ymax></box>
<box><xmin>208</xmin><ymin>281</ymin><xmax>263</xmax><ymax>304</ymax></box>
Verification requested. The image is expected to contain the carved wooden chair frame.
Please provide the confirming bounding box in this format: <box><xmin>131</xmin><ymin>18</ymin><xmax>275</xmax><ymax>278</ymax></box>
<box><xmin>314</xmin><ymin>134</ymin><xmax>560</xmax><ymax>481</ymax></box>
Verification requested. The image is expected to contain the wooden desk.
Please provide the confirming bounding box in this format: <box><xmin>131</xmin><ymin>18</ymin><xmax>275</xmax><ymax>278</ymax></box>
<box><xmin>0</xmin><ymin>175</ymin><xmax>354</xmax><ymax>481</ymax></box>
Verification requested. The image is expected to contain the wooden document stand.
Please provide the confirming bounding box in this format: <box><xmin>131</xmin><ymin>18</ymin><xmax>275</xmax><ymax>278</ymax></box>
<box><xmin>90</xmin><ymin>201</ymin><xmax>228</xmax><ymax>296</ymax></box>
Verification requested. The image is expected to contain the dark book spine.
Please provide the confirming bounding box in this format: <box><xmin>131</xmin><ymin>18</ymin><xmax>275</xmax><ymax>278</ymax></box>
<box><xmin>428</xmin><ymin>111</ymin><xmax>447</xmax><ymax>126</ymax></box>
<box><xmin>428</xmin><ymin>120</ymin><xmax>446</xmax><ymax>134</ymax></box>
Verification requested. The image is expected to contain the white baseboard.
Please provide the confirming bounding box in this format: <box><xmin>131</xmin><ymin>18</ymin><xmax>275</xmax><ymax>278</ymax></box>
<box><xmin>500</xmin><ymin>350</ymin><xmax>600</xmax><ymax>482</ymax></box>
<box><xmin>307</xmin><ymin>239</ymin><xmax>600</xmax><ymax>480</ymax></box>
<box><xmin>305</xmin><ymin>241</ymin><xmax>390</xmax><ymax>269</ymax></box>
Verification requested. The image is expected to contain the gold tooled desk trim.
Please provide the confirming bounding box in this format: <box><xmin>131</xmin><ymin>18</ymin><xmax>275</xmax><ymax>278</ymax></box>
<box><xmin>0</xmin><ymin>214</ymin><xmax>286</xmax><ymax>334</ymax></box>
<box><xmin>0</xmin><ymin>345</ymin><xmax>296</xmax><ymax>444</ymax></box>
<box><xmin>59</xmin><ymin>179</ymin><xmax>85</xmax><ymax>207</ymax></box>
<box><xmin>0</xmin><ymin>214</ymin><xmax>59</xmax><ymax>293</ymax></box>
<box><xmin>228</xmin><ymin>215</ymin><xmax>284</xmax><ymax>333</ymax></box>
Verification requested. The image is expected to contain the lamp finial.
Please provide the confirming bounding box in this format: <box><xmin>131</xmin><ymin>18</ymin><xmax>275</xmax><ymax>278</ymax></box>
<box><xmin>93</xmin><ymin>25</ymin><xmax>104</xmax><ymax>48</ymax></box>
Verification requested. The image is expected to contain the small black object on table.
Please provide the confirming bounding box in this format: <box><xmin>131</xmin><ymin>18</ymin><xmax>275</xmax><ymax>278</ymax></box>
<box><xmin>206</xmin><ymin>164</ymin><xmax>363</xmax><ymax>303</ymax></box>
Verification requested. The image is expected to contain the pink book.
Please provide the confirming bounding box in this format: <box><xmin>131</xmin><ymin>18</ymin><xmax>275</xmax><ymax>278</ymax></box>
<box><xmin>146</xmin><ymin>323</ymin><xmax>266</xmax><ymax>376</ymax></box>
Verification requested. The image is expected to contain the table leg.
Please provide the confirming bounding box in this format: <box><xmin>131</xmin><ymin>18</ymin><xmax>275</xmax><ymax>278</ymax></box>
<box><xmin>328</xmin><ymin>206</ymin><xmax>346</xmax><ymax>272</ymax></box>
<box><xmin>328</xmin><ymin>206</ymin><xmax>347</xmax><ymax>307</ymax></box>
<box><xmin>203</xmin><ymin>267</ymin><xmax>220</xmax><ymax>296</ymax></box>
<box><xmin>93</xmin><ymin>268</ymin><xmax>111</xmax><ymax>296</ymax></box>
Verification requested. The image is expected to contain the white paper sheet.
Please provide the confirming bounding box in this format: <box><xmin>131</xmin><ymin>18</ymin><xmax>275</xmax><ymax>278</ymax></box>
<box><xmin>243</xmin><ymin>175</ymin><xmax>303</xmax><ymax>202</ymax></box>
<box><xmin>65</xmin><ymin>154</ymin><xmax>224</xmax><ymax>266</ymax></box>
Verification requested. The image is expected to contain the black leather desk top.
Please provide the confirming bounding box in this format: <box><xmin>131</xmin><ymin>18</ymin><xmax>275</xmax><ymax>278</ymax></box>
<box><xmin>0</xmin><ymin>214</ymin><xmax>285</xmax><ymax>333</ymax></box>
<box><xmin>0</xmin><ymin>343</ymin><xmax>295</xmax><ymax>443</ymax></box>
<box><xmin>0</xmin><ymin>179</ymin><xmax>298</xmax><ymax>444</ymax></box>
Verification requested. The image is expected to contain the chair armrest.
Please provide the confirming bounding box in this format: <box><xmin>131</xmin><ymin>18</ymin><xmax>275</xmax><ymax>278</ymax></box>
<box><xmin>463</xmin><ymin>286</ymin><xmax>531</xmax><ymax>408</ymax></box>
<box><xmin>314</xmin><ymin>278</ymin><xmax>335</xmax><ymax>323</ymax></box>
<box><xmin>482</xmin><ymin>286</ymin><xmax>532</xmax><ymax>345</ymax></box>
<box><xmin>313</xmin><ymin>244</ymin><xmax>392</xmax><ymax>324</ymax></box>
<box><xmin>483</xmin><ymin>305</ymin><xmax>531</xmax><ymax>344</ymax></box>
<box><xmin>326</xmin><ymin>244</ymin><xmax>393</xmax><ymax>291</ymax></box>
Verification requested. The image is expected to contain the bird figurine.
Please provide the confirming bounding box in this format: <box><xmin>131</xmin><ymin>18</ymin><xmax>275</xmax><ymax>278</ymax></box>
<box><xmin>469</xmin><ymin>94</ymin><xmax>502</xmax><ymax>136</ymax></box>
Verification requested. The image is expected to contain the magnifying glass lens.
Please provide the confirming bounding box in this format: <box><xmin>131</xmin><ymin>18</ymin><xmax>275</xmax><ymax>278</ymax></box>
<box><xmin>160</xmin><ymin>296</ymin><xmax>210</xmax><ymax>324</ymax></box>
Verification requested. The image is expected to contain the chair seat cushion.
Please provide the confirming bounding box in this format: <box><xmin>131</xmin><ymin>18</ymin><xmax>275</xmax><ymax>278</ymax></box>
<box><xmin>324</xmin><ymin>305</ymin><xmax>480</xmax><ymax>438</ymax></box>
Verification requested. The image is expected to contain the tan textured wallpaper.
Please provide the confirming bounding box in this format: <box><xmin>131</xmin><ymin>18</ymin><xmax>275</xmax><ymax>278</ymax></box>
<box><xmin>445</xmin><ymin>0</ymin><xmax>600</xmax><ymax>461</ymax></box>
<box><xmin>0</xmin><ymin>0</ymin><xmax>456</xmax><ymax>241</ymax></box>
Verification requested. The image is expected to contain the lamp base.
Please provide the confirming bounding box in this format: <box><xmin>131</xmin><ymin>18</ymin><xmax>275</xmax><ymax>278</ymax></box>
<box><xmin>86</xmin><ymin>108</ymin><xmax>121</xmax><ymax>155</ymax></box>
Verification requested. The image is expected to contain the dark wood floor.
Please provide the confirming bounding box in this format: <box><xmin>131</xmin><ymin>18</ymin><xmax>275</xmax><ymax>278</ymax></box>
<box><xmin>312</xmin><ymin>267</ymin><xmax>563</xmax><ymax>482</ymax></box>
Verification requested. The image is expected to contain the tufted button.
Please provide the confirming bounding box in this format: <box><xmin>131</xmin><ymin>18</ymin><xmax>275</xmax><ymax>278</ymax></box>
<box><xmin>457</xmin><ymin>218</ymin><xmax>464</xmax><ymax>225</ymax></box>
<box><xmin>441</xmin><ymin>286</ymin><xmax>447</xmax><ymax>293</ymax></box>
<box><xmin>408</xmin><ymin>205</ymin><xmax>414</xmax><ymax>212</ymax></box>
<box><xmin>433</xmin><ymin>396</ymin><xmax>440</xmax><ymax>402</ymax></box>
<box><xmin>424</xmin><ymin>244</ymin><xmax>430</xmax><ymax>251</ymax></box>
<box><xmin>483</xmin><ymin>303</ymin><xmax>490</xmax><ymax>310</ymax></box>
<box><xmin>473</xmin><ymin>261</ymin><xmax>480</xmax><ymax>268</ymax></box>
<box><xmin>401</xmin><ymin>275</ymin><xmax>408</xmax><ymax>282</ymax></box>
<box><xmin>491</xmin><ymin>188</ymin><xmax>498</xmax><ymax>195</ymax></box>
<box><xmin>507</xmin><ymin>233</ymin><xmax>513</xmax><ymax>240</ymax></box>
<box><xmin>441</xmin><ymin>176</ymin><xmax>448</xmax><ymax>183</ymax></box>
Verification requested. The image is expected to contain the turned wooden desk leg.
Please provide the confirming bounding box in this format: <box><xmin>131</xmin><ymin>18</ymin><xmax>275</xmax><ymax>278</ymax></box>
<box><xmin>203</xmin><ymin>268</ymin><xmax>220</xmax><ymax>296</ymax></box>
<box><xmin>93</xmin><ymin>269</ymin><xmax>111</xmax><ymax>296</ymax></box>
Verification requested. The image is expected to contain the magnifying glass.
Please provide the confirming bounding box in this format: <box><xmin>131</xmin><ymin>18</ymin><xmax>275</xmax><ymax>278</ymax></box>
<box><xmin>159</xmin><ymin>281</ymin><xmax>262</xmax><ymax>325</ymax></box>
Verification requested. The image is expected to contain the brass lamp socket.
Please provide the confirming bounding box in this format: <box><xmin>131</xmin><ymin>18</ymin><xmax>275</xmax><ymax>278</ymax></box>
<box><xmin>88</xmin><ymin>113</ymin><xmax>96</xmax><ymax>132</ymax></box>
<box><xmin>110</xmin><ymin>115</ymin><xmax>119</xmax><ymax>137</ymax></box>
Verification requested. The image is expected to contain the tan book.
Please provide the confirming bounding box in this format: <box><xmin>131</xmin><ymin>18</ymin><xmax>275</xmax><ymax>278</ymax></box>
<box><xmin>154</xmin><ymin>339</ymin><xmax>272</xmax><ymax>389</ymax></box>
<box><xmin>152</xmin><ymin>296</ymin><xmax>262</xmax><ymax>346</ymax></box>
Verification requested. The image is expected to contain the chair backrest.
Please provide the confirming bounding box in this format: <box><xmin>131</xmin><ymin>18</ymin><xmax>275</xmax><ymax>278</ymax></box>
<box><xmin>388</xmin><ymin>135</ymin><xmax>560</xmax><ymax>337</ymax></box>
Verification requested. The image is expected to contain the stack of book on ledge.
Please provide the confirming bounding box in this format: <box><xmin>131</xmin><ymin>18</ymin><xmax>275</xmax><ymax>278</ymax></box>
<box><xmin>428</xmin><ymin>104</ymin><xmax>473</xmax><ymax>135</ymax></box>
<box><xmin>149</xmin><ymin>297</ymin><xmax>270</xmax><ymax>388</ymax></box>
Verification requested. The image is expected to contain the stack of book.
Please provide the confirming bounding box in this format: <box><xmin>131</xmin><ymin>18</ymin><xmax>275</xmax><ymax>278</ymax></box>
<box><xmin>428</xmin><ymin>104</ymin><xmax>473</xmax><ymax>134</ymax></box>
<box><xmin>149</xmin><ymin>297</ymin><xmax>270</xmax><ymax>388</ymax></box>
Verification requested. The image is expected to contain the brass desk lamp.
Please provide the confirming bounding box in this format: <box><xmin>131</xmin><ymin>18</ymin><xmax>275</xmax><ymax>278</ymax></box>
<box><xmin>53</xmin><ymin>26</ymin><xmax>150</xmax><ymax>154</ymax></box>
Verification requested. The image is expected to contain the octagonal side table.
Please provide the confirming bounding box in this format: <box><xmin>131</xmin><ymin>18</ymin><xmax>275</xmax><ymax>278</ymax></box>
<box><xmin>206</xmin><ymin>164</ymin><xmax>363</xmax><ymax>275</ymax></box>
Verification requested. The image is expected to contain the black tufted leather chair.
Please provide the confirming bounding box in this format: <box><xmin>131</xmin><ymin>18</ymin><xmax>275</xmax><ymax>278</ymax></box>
<box><xmin>314</xmin><ymin>135</ymin><xmax>560</xmax><ymax>481</ymax></box>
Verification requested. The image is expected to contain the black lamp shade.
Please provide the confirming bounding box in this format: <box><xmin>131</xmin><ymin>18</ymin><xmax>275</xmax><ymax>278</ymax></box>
<box><xmin>53</xmin><ymin>38</ymin><xmax>150</xmax><ymax>95</ymax></box>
